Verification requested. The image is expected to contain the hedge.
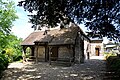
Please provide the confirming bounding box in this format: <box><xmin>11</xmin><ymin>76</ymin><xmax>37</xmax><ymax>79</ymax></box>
<box><xmin>0</xmin><ymin>53</ymin><xmax>9</xmax><ymax>78</ymax></box>
<box><xmin>106</xmin><ymin>56</ymin><xmax>120</xmax><ymax>79</ymax></box>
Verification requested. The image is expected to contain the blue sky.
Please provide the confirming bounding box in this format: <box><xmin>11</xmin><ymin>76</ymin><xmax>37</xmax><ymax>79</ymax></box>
<box><xmin>11</xmin><ymin>0</ymin><xmax>108</xmax><ymax>43</ymax></box>
<box><xmin>11</xmin><ymin>0</ymin><xmax>88</xmax><ymax>39</ymax></box>
<box><xmin>11</xmin><ymin>0</ymin><xmax>33</xmax><ymax>39</ymax></box>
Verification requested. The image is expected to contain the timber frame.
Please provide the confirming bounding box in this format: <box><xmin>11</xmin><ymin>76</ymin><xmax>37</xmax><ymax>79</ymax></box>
<box><xmin>21</xmin><ymin>24</ymin><xmax>91</xmax><ymax>65</ymax></box>
<box><xmin>48</xmin><ymin>44</ymin><xmax>75</xmax><ymax>65</ymax></box>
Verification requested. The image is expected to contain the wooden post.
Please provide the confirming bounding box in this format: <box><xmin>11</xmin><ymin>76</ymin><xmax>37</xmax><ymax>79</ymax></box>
<box><xmin>29</xmin><ymin>46</ymin><xmax>32</xmax><ymax>58</ymax></box>
<box><xmin>31</xmin><ymin>47</ymin><xmax>35</xmax><ymax>57</ymax></box>
<box><xmin>22</xmin><ymin>49</ymin><xmax>25</xmax><ymax>63</ymax></box>
<box><xmin>68</xmin><ymin>45</ymin><xmax>72</xmax><ymax>65</ymax></box>
<box><xmin>72</xmin><ymin>45</ymin><xmax>75</xmax><ymax>62</ymax></box>
<box><xmin>45</xmin><ymin>44</ymin><xmax>49</xmax><ymax>62</ymax></box>
<box><xmin>45</xmin><ymin>45</ymin><xmax>47</xmax><ymax>62</ymax></box>
<box><xmin>35</xmin><ymin>46</ymin><xmax>38</xmax><ymax>63</ymax></box>
<box><xmin>22</xmin><ymin>46</ymin><xmax>27</xmax><ymax>63</ymax></box>
<box><xmin>49</xmin><ymin>47</ymin><xmax>52</xmax><ymax>65</ymax></box>
<box><xmin>49</xmin><ymin>52</ymin><xmax>51</xmax><ymax>65</ymax></box>
<box><xmin>80</xmin><ymin>39</ymin><xmax>84</xmax><ymax>63</ymax></box>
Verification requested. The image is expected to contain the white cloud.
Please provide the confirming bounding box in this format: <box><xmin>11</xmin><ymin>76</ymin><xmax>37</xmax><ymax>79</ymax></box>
<box><xmin>11</xmin><ymin>0</ymin><xmax>34</xmax><ymax>39</ymax></box>
<box><xmin>12</xmin><ymin>23</ymin><xmax>33</xmax><ymax>39</ymax></box>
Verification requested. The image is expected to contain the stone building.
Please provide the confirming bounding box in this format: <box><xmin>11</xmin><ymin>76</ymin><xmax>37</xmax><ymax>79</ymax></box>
<box><xmin>21</xmin><ymin>24</ymin><xmax>104</xmax><ymax>64</ymax></box>
<box><xmin>84</xmin><ymin>38</ymin><xmax>104</xmax><ymax>59</ymax></box>
<box><xmin>90</xmin><ymin>39</ymin><xmax>104</xmax><ymax>56</ymax></box>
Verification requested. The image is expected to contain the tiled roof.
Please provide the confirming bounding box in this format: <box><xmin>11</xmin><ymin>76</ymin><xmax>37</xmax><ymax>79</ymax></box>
<box><xmin>21</xmin><ymin>25</ymin><xmax>89</xmax><ymax>46</ymax></box>
<box><xmin>21</xmin><ymin>31</ymin><xmax>45</xmax><ymax>45</ymax></box>
<box><xmin>48</xmin><ymin>27</ymin><xmax>79</xmax><ymax>45</ymax></box>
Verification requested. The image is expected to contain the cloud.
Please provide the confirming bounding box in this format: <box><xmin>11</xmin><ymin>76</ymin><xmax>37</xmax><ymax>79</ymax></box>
<box><xmin>12</xmin><ymin>22</ymin><xmax>33</xmax><ymax>39</ymax></box>
<box><xmin>11</xmin><ymin>0</ymin><xmax>34</xmax><ymax>39</ymax></box>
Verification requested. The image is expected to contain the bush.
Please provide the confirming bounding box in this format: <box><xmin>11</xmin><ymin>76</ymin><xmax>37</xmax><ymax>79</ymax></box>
<box><xmin>13</xmin><ymin>55</ymin><xmax>22</xmax><ymax>61</ymax></box>
<box><xmin>106</xmin><ymin>56</ymin><xmax>120</xmax><ymax>77</ymax></box>
<box><xmin>0</xmin><ymin>53</ymin><xmax>9</xmax><ymax>77</ymax></box>
<box><xmin>5</xmin><ymin>48</ymin><xmax>22</xmax><ymax>62</ymax></box>
<box><xmin>104</xmin><ymin>52</ymin><xmax>117</xmax><ymax>59</ymax></box>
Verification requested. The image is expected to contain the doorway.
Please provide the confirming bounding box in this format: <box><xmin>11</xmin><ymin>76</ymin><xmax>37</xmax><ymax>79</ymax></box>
<box><xmin>95</xmin><ymin>48</ymin><xmax>100</xmax><ymax>56</ymax></box>
<box><xmin>51</xmin><ymin>47</ymin><xmax>58</xmax><ymax>61</ymax></box>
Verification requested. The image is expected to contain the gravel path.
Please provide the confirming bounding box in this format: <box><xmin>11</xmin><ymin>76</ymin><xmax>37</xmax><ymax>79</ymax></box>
<box><xmin>1</xmin><ymin>56</ymin><xmax>106</xmax><ymax>80</ymax></box>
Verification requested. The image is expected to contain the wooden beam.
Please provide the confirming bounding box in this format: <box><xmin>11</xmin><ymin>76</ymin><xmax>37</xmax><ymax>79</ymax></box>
<box><xmin>22</xmin><ymin>49</ymin><xmax>26</xmax><ymax>63</ymax></box>
<box><xmin>35</xmin><ymin>46</ymin><xmax>39</xmax><ymax>63</ymax></box>
<box><xmin>22</xmin><ymin>46</ymin><xmax>27</xmax><ymax>63</ymax></box>
<box><xmin>45</xmin><ymin>45</ymin><xmax>49</xmax><ymax>62</ymax></box>
<box><xmin>49</xmin><ymin>47</ymin><xmax>52</xmax><ymax>65</ymax></box>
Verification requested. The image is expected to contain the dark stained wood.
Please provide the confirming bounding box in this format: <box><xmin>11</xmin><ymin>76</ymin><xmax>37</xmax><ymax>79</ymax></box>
<box><xmin>45</xmin><ymin>45</ymin><xmax>49</xmax><ymax>62</ymax></box>
<box><xmin>30</xmin><ymin>47</ymin><xmax>34</xmax><ymax>56</ymax></box>
<box><xmin>35</xmin><ymin>46</ymin><xmax>39</xmax><ymax>63</ymax></box>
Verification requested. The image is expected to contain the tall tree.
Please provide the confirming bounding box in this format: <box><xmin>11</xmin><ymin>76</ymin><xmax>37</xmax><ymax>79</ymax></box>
<box><xmin>0</xmin><ymin>0</ymin><xmax>18</xmax><ymax>51</ymax></box>
<box><xmin>5</xmin><ymin>34</ymin><xmax>22</xmax><ymax>61</ymax></box>
<box><xmin>18</xmin><ymin>0</ymin><xmax>120</xmax><ymax>41</ymax></box>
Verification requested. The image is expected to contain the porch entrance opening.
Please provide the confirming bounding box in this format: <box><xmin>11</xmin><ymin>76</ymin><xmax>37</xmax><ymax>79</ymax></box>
<box><xmin>95</xmin><ymin>48</ymin><xmax>100</xmax><ymax>56</ymax></box>
<box><xmin>51</xmin><ymin>47</ymin><xmax>58</xmax><ymax>61</ymax></box>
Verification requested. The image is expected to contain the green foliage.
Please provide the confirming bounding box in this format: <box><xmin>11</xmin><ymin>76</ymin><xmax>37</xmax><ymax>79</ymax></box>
<box><xmin>5</xmin><ymin>34</ymin><xmax>23</xmax><ymax>62</ymax></box>
<box><xmin>0</xmin><ymin>53</ymin><xmax>9</xmax><ymax>75</ymax></box>
<box><xmin>0</xmin><ymin>0</ymin><xmax>18</xmax><ymax>51</ymax></box>
<box><xmin>0</xmin><ymin>0</ymin><xmax>20</xmax><ymax>77</ymax></box>
<box><xmin>0</xmin><ymin>34</ymin><xmax>23</xmax><ymax>62</ymax></box>
<box><xmin>110</xmin><ymin>59</ymin><xmax>120</xmax><ymax>71</ymax></box>
<box><xmin>25</xmin><ymin>47</ymin><xmax>31</xmax><ymax>58</ymax></box>
<box><xmin>0</xmin><ymin>0</ymin><xmax>22</xmax><ymax>61</ymax></box>
<box><xmin>104</xmin><ymin>52</ymin><xmax>117</xmax><ymax>59</ymax></box>
<box><xmin>106</xmin><ymin>56</ymin><xmax>120</xmax><ymax>79</ymax></box>
<box><xmin>18</xmin><ymin>0</ymin><xmax>120</xmax><ymax>40</ymax></box>
<box><xmin>0</xmin><ymin>0</ymin><xmax>18</xmax><ymax>34</ymax></box>
<box><xmin>107</xmin><ymin>56</ymin><xmax>120</xmax><ymax>75</ymax></box>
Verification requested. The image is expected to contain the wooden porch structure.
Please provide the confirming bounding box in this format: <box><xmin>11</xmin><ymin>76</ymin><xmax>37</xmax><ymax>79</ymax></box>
<box><xmin>21</xmin><ymin>24</ymin><xmax>90</xmax><ymax>65</ymax></box>
<box><xmin>48</xmin><ymin>44</ymin><xmax>75</xmax><ymax>65</ymax></box>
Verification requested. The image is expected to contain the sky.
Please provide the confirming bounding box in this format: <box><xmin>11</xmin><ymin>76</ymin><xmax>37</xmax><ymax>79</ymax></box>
<box><xmin>11</xmin><ymin>0</ymin><xmax>34</xmax><ymax>39</ymax></box>
<box><xmin>11</xmin><ymin>0</ymin><xmax>89</xmax><ymax>40</ymax></box>
<box><xmin>11</xmin><ymin>0</ymin><xmax>109</xmax><ymax>43</ymax></box>
<box><xmin>11</xmin><ymin>0</ymin><xmax>87</xmax><ymax>39</ymax></box>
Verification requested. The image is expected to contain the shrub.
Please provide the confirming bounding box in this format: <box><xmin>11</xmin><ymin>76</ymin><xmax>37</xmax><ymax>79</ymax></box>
<box><xmin>5</xmin><ymin>47</ymin><xmax>22</xmax><ymax>62</ymax></box>
<box><xmin>104</xmin><ymin>52</ymin><xmax>117</xmax><ymax>59</ymax></box>
<box><xmin>106</xmin><ymin>56</ymin><xmax>120</xmax><ymax>77</ymax></box>
<box><xmin>0</xmin><ymin>53</ymin><xmax>9</xmax><ymax>77</ymax></box>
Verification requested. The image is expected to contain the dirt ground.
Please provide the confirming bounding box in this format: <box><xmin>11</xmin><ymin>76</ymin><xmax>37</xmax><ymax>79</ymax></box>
<box><xmin>1</xmin><ymin>56</ymin><xmax>106</xmax><ymax>80</ymax></box>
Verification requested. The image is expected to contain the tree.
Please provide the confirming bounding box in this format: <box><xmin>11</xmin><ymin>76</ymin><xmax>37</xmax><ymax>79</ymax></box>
<box><xmin>0</xmin><ymin>0</ymin><xmax>19</xmax><ymax>74</ymax></box>
<box><xmin>18</xmin><ymin>0</ymin><xmax>120</xmax><ymax>41</ymax></box>
<box><xmin>5</xmin><ymin>34</ymin><xmax>23</xmax><ymax>62</ymax></box>
<box><xmin>0</xmin><ymin>0</ymin><xmax>18</xmax><ymax>51</ymax></box>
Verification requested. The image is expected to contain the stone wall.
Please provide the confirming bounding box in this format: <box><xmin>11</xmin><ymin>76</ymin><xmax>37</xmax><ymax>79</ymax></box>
<box><xmin>58</xmin><ymin>46</ymin><xmax>73</xmax><ymax>59</ymax></box>
<box><xmin>84</xmin><ymin>40</ymin><xmax>90</xmax><ymax>59</ymax></box>
<box><xmin>75</xmin><ymin>35</ymin><xmax>79</xmax><ymax>63</ymax></box>
<box><xmin>75</xmin><ymin>35</ymin><xmax>84</xmax><ymax>63</ymax></box>
<box><xmin>34</xmin><ymin>46</ymin><xmax>45</xmax><ymax>60</ymax></box>
<box><xmin>90</xmin><ymin>43</ymin><xmax>104</xmax><ymax>56</ymax></box>
<box><xmin>38</xmin><ymin>46</ymin><xmax>45</xmax><ymax>58</ymax></box>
